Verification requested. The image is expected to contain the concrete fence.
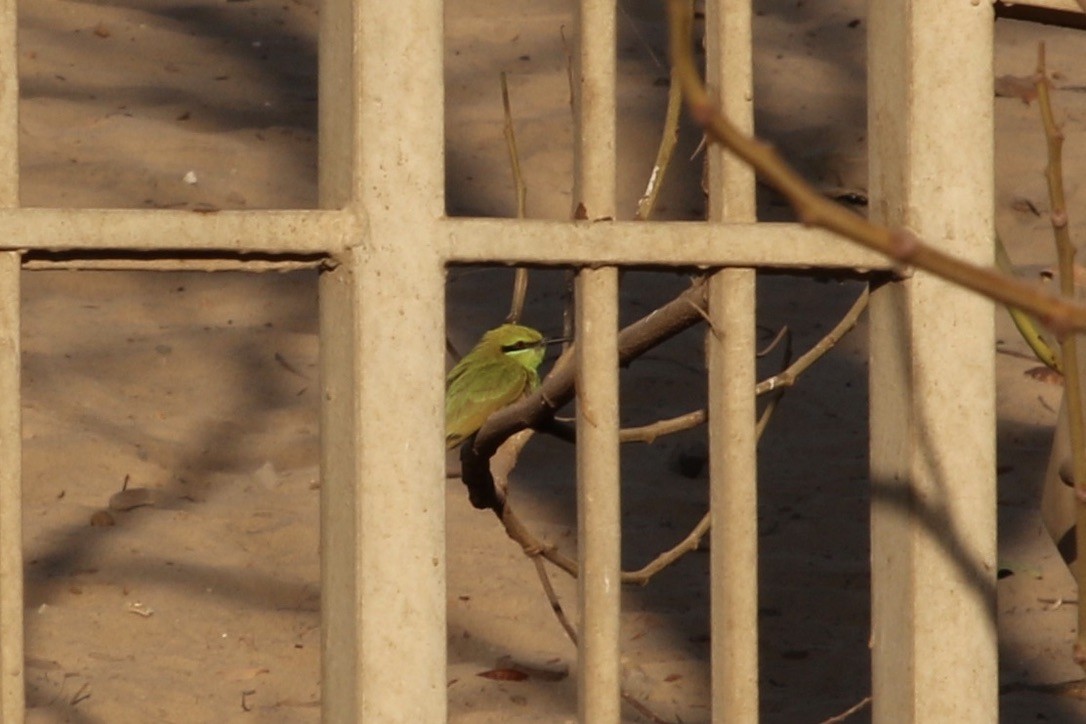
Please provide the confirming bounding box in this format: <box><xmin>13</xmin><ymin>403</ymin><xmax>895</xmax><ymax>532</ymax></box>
<box><xmin>0</xmin><ymin>0</ymin><xmax>1056</xmax><ymax>720</ymax></box>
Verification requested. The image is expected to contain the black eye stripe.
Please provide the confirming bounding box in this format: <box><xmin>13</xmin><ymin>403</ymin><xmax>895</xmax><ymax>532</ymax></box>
<box><xmin>502</xmin><ymin>340</ymin><xmax>538</xmax><ymax>352</ymax></box>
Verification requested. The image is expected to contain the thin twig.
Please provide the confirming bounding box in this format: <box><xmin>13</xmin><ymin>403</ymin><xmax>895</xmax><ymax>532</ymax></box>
<box><xmin>1000</xmin><ymin>677</ymin><xmax>1086</xmax><ymax>699</ymax></box>
<box><xmin>665</xmin><ymin>0</ymin><xmax>1086</xmax><ymax>334</ymax></box>
<box><xmin>755</xmin><ymin>320</ymin><xmax>794</xmax><ymax>438</ymax></box>
<box><xmin>685</xmin><ymin>296</ymin><xmax>720</xmax><ymax>338</ymax></box>
<box><xmin>755</xmin><ymin>285</ymin><xmax>869</xmax><ymax>395</ymax></box>
<box><xmin>446</xmin><ymin>335</ymin><xmax>463</xmax><ymax>364</ymax></box>
<box><xmin>531</xmin><ymin>556</ymin><xmax>578</xmax><ymax>643</ymax></box>
<box><xmin>501</xmin><ymin>72</ymin><xmax>527</xmax><ymax>221</ymax></box>
<box><xmin>758</xmin><ymin>325</ymin><xmax>790</xmax><ymax>358</ymax></box>
<box><xmin>1035</xmin><ymin>43</ymin><xmax>1086</xmax><ymax>671</ymax></box>
<box><xmin>819</xmin><ymin>696</ymin><xmax>872</xmax><ymax>724</ymax></box>
<box><xmin>559</xmin><ymin>25</ymin><xmax>575</xmax><ymax>112</ymax></box>
<box><xmin>635</xmin><ymin>1</ymin><xmax>689</xmax><ymax>221</ymax></box>
<box><xmin>618</xmin><ymin>1</ymin><xmax>664</xmax><ymax>70</ymax></box>
<box><xmin>500</xmin><ymin>72</ymin><xmax>530</xmax><ymax>324</ymax></box>
<box><xmin>623</xmin><ymin>510</ymin><xmax>710</xmax><ymax>584</ymax></box>
<box><xmin>508</xmin><ymin>275</ymin><xmax>530</xmax><ymax>325</ymax></box>
<box><xmin>621</xmin><ymin>409</ymin><xmax>706</xmax><ymax>444</ymax></box>
<box><xmin>559</xmin><ymin>25</ymin><xmax>577</xmax><ymax>346</ymax></box>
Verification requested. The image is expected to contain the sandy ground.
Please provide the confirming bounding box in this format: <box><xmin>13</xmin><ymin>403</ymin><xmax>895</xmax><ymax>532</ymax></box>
<box><xmin>14</xmin><ymin>0</ymin><xmax>1086</xmax><ymax>721</ymax></box>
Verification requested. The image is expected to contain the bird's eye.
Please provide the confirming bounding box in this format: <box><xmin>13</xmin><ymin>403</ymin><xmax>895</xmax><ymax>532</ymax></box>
<box><xmin>502</xmin><ymin>340</ymin><xmax>537</xmax><ymax>353</ymax></box>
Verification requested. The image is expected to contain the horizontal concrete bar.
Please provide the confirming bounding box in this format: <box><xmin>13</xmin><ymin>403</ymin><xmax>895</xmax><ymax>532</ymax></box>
<box><xmin>0</xmin><ymin>207</ymin><xmax>897</xmax><ymax>271</ymax></box>
<box><xmin>443</xmin><ymin>217</ymin><xmax>895</xmax><ymax>270</ymax></box>
<box><xmin>21</xmin><ymin>254</ymin><xmax>325</xmax><ymax>272</ymax></box>
<box><xmin>0</xmin><ymin>208</ymin><xmax>359</xmax><ymax>253</ymax></box>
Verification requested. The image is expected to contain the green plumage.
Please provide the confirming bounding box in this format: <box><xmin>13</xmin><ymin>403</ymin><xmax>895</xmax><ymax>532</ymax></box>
<box><xmin>445</xmin><ymin>324</ymin><xmax>546</xmax><ymax>450</ymax></box>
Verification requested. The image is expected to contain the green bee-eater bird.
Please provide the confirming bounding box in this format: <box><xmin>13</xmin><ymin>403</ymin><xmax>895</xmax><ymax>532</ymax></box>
<box><xmin>445</xmin><ymin>324</ymin><xmax>552</xmax><ymax>450</ymax></box>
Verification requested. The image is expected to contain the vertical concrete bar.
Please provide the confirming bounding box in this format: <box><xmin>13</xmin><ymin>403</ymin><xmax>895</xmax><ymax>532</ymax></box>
<box><xmin>575</xmin><ymin>267</ymin><xmax>621</xmax><ymax>724</ymax></box>
<box><xmin>704</xmin><ymin>1</ymin><xmax>758</xmax><ymax>721</ymax></box>
<box><xmin>0</xmin><ymin>253</ymin><xmax>20</xmax><ymax>724</ymax></box>
<box><xmin>0</xmin><ymin>1</ymin><xmax>12</xmax><ymax>207</ymax></box>
<box><xmin>317</xmin><ymin>263</ymin><xmax>361</xmax><ymax>721</ymax></box>
<box><xmin>319</xmin><ymin>248</ymin><xmax>447</xmax><ymax>722</ymax></box>
<box><xmin>868</xmin><ymin>2</ymin><xmax>996</xmax><ymax>721</ymax></box>
<box><xmin>572</xmin><ymin>1</ymin><xmax>621</xmax><ymax>721</ymax></box>
<box><xmin>706</xmin><ymin>269</ymin><xmax>756</xmax><ymax>724</ymax></box>
<box><xmin>572</xmin><ymin>0</ymin><xmax>616</xmax><ymax>222</ymax></box>
<box><xmin>317</xmin><ymin>1</ymin><xmax>361</xmax><ymax>717</ymax></box>
<box><xmin>0</xmin><ymin>0</ymin><xmax>21</xmax><ymax>718</ymax></box>
<box><xmin>319</xmin><ymin>0</ymin><xmax>447</xmax><ymax>720</ymax></box>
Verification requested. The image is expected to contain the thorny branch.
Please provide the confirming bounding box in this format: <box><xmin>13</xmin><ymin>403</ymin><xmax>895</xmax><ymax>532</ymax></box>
<box><xmin>1035</xmin><ymin>43</ymin><xmax>1086</xmax><ymax>673</ymax></box>
<box><xmin>665</xmin><ymin>0</ymin><xmax>1086</xmax><ymax>334</ymax></box>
